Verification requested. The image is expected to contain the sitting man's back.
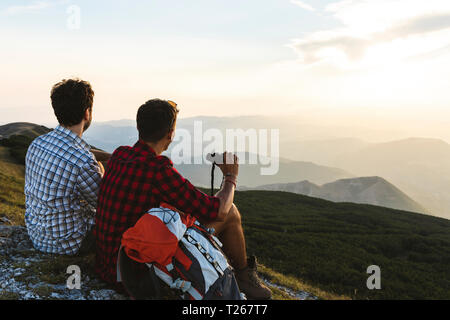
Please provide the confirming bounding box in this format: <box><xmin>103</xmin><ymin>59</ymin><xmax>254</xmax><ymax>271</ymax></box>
<box><xmin>95</xmin><ymin>135</ymin><xmax>220</xmax><ymax>285</ymax></box>
<box><xmin>24</xmin><ymin>79</ymin><xmax>104</xmax><ymax>255</ymax></box>
<box><xmin>95</xmin><ymin>99</ymin><xmax>271</xmax><ymax>299</ymax></box>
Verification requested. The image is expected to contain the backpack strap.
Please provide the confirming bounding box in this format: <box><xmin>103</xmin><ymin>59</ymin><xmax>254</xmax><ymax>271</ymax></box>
<box><xmin>147</xmin><ymin>264</ymin><xmax>161</xmax><ymax>300</ymax></box>
<box><xmin>149</xmin><ymin>263</ymin><xmax>204</xmax><ymax>300</ymax></box>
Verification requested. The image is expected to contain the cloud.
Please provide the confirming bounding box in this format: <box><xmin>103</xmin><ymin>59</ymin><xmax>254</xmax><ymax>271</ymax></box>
<box><xmin>290</xmin><ymin>0</ymin><xmax>450</xmax><ymax>66</ymax></box>
<box><xmin>290</xmin><ymin>0</ymin><xmax>315</xmax><ymax>12</ymax></box>
<box><xmin>1</xmin><ymin>1</ymin><xmax>54</xmax><ymax>15</ymax></box>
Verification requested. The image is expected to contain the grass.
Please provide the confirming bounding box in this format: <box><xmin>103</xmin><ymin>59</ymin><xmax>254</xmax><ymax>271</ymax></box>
<box><xmin>14</xmin><ymin>252</ymin><xmax>98</xmax><ymax>285</ymax></box>
<box><xmin>234</xmin><ymin>190</ymin><xmax>450</xmax><ymax>300</ymax></box>
<box><xmin>258</xmin><ymin>264</ymin><xmax>349</xmax><ymax>300</ymax></box>
<box><xmin>0</xmin><ymin>146</ymin><xmax>26</xmax><ymax>225</ymax></box>
<box><xmin>0</xmin><ymin>291</ymin><xmax>21</xmax><ymax>300</ymax></box>
<box><xmin>0</xmin><ymin>146</ymin><xmax>25</xmax><ymax>177</ymax></box>
<box><xmin>0</xmin><ymin>160</ymin><xmax>25</xmax><ymax>225</ymax></box>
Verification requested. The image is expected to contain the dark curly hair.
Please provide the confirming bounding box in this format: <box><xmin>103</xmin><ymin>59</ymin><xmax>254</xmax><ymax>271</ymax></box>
<box><xmin>50</xmin><ymin>78</ymin><xmax>94</xmax><ymax>126</ymax></box>
<box><xmin>137</xmin><ymin>99</ymin><xmax>179</xmax><ymax>143</ymax></box>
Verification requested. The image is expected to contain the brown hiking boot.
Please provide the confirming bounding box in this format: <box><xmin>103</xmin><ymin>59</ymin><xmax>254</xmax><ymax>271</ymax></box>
<box><xmin>234</xmin><ymin>256</ymin><xmax>272</xmax><ymax>300</ymax></box>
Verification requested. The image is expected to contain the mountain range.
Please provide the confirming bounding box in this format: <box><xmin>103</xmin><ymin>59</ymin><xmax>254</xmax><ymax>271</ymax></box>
<box><xmin>246</xmin><ymin>176</ymin><xmax>426</xmax><ymax>214</ymax></box>
<box><xmin>175</xmin><ymin>155</ymin><xmax>354</xmax><ymax>188</ymax></box>
<box><xmin>331</xmin><ymin>138</ymin><xmax>450</xmax><ymax>219</ymax></box>
<box><xmin>4</xmin><ymin>120</ymin><xmax>449</xmax><ymax>219</ymax></box>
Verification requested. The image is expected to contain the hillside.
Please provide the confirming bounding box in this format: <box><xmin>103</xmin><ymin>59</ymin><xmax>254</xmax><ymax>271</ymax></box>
<box><xmin>250</xmin><ymin>176</ymin><xmax>426</xmax><ymax>214</ymax></box>
<box><xmin>233</xmin><ymin>190</ymin><xmax>450</xmax><ymax>299</ymax></box>
<box><xmin>0</xmin><ymin>122</ymin><xmax>51</xmax><ymax>139</ymax></box>
<box><xmin>0</xmin><ymin>146</ymin><xmax>26</xmax><ymax>226</ymax></box>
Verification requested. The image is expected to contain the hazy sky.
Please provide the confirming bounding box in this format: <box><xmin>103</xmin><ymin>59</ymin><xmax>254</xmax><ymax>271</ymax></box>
<box><xmin>1</xmin><ymin>0</ymin><xmax>450</xmax><ymax>141</ymax></box>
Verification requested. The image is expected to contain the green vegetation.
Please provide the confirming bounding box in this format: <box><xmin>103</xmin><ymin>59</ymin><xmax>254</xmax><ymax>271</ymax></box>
<box><xmin>257</xmin><ymin>264</ymin><xmax>349</xmax><ymax>300</ymax></box>
<box><xmin>0</xmin><ymin>291</ymin><xmax>20</xmax><ymax>300</ymax></box>
<box><xmin>0</xmin><ymin>170</ymin><xmax>25</xmax><ymax>226</ymax></box>
<box><xmin>0</xmin><ymin>134</ymin><xmax>34</xmax><ymax>165</ymax></box>
<box><xmin>0</xmin><ymin>134</ymin><xmax>34</xmax><ymax>225</ymax></box>
<box><xmin>233</xmin><ymin>190</ymin><xmax>450</xmax><ymax>300</ymax></box>
<box><xmin>14</xmin><ymin>253</ymin><xmax>96</xmax><ymax>285</ymax></box>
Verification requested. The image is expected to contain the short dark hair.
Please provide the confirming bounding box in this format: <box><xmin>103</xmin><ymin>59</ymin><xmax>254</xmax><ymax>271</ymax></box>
<box><xmin>50</xmin><ymin>78</ymin><xmax>94</xmax><ymax>126</ymax></box>
<box><xmin>137</xmin><ymin>99</ymin><xmax>179</xmax><ymax>143</ymax></box>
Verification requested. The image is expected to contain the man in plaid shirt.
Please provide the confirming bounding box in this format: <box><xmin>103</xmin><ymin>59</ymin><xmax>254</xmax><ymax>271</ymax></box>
<box><xmin>25</xmin><ymin>79</ymin><xmax>110</xmax><ymax>255</ymax></box>
<box><xmin>95</xmin><ymin>99</ymin><xmax>271</xmax><ymax>299</ymax></box>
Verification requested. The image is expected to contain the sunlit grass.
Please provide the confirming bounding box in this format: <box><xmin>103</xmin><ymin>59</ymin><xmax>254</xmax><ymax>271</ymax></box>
<box><xmin>258</xmin><ymin>264</ymin><xmax>350</xmax><ymax>300</ymax></box>
<box><xmin>0</xmin><ymin>146</ymin><xmax>26</xmax><ymax>225</ymax></box>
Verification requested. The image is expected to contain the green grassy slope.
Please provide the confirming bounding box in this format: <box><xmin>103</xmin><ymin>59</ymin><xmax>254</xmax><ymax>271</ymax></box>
<box><xmin>0</xmin><ymin>146</ymin><xmax>25</xmax><ymax>226</ymax></box>
<box><xmin>233</xmin><ymin>190</ymin><xmax>450</xmax><ymax>300</ymax></box>
<box><xmin>0</xmin><ymin>122</ymin><xmax>51</xmax><ymax>139</ymax></box>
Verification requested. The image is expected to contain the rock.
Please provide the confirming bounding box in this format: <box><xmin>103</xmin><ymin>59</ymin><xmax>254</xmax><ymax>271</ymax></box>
<box><xmin>50</xmin><ymin>292</ymin><xmax>61</xmax><ymax>299</ymax></box>
<box><xmin>23</xmin><ymin>292</ymin><xmax>36</xmax><ymax>300</ymax></box>
<box><xmin>0</xmin><ymin>224</ymin><xmax>127</xmax><ymax>300</ymax></box>
<box><xmin>0</xmin><ymin>225</ymin><xmax>13</xmax><ymax>237</ymax></box>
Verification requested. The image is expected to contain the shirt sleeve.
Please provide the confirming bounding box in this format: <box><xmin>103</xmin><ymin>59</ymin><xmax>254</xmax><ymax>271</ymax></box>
<box><xmin>155</xmin><ymin>162</ymin><xmax>220</xmax><ymax>222</ymax></box>
<box><xmin>77</xmin><ymin>158</ymin><xmax>103</xmax><ymax>209</ymax></box>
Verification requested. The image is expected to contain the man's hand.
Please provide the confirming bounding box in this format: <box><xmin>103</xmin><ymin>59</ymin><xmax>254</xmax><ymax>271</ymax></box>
<box><xmin>215</xmin><ymin>152</ymin><xmax>239</xmax><ymax>178</ymax></box>
<box><xmin>214</xmin><ymin>152</ymin><xmax>238</xmax><ymax>221</ymax></box>
<box><xmin>97</xmin><ymin>161</ymin><xmax>105</xmax><ymax>176</ymax></box>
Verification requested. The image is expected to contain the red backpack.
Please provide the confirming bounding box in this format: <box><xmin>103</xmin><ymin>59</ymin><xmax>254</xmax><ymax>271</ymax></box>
<box><xmin>117</xmin><ymin>205</ymin><xmax>244</xmax><ymax>300</ymax></box>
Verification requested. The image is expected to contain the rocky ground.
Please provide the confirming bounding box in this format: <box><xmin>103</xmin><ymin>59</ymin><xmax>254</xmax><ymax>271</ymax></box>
<box><xmin>0</xmin><ymin>222</ymin><xmax>316</xmax><ymax>300</ymax></box>
<box><xmin>0</xmin><ymin>223</ymin><xmax>127</xmax><ymax>300</ymax></box>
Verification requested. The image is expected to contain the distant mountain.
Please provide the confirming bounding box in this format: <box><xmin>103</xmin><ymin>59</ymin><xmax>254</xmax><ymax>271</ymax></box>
<box><xmin>82</xmin><ymin>118</ymin><xmax>356</xmax><ymax>187</ymax></box>
<box><xmin>333</xmin><ymin>138</ymin><xmax>450</xmax><ymax>219</ymax></box>
<box><xmin>0</xmin><ymin>122</ymin><xmax>52</xmax><ymax>139</ymax></box>
<box><xmin>82</xmin><ymin>116</ymin><xmax>382</xmax><ymax>156</ymax></box>
<box><xmin>83</xmin><ymin>124</ymin><xmax>138</xmax><ymax>153</ymax></box>
<box><xmin>175</xmin><ymin>156</ymin><xmax>354</xmax><ymax>189</ymax></box>
<box><xmin>283</xmin><ymin>137</ymin><xmax>370</xmax><ymax>166</ymax></box>
<box><xmin>249</xmin><ymin>176</ymin><xmax>426</xmax><ymax>214</ymax></box>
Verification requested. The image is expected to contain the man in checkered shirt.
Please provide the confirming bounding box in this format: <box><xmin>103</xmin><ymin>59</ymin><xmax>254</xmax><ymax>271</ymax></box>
<box><xmin>25</xmin><ymin>79</ymin><xmax>110</xmax><ymax>255</ymax></box>
<box><xmin>95</xmin><ymin>99</ymin><xmax>272</xmax><ymax>299</ymax></box>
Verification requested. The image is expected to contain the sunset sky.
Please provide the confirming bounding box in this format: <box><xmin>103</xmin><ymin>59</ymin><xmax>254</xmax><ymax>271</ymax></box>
<box><xmin>1</xmin><ymin>0</ymin><xmax>450</xmax><ymax>141</ymax></box>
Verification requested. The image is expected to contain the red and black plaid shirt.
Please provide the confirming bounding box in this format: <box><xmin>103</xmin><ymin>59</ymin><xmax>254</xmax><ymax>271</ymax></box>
<box><xmin>94</xmin><ymin>140</ymin><xmax>220</xmax><ymax>285</ymax></box>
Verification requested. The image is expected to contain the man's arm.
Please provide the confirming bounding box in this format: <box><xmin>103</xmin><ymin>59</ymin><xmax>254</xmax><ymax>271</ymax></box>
<box><xmin>213</xmin><ymin>152</ymin><xmax>239</xmax><ymax>221</ymax></box>
<box><xmin>76</xmin><ymin>159</ymin><xmax>103</xmax><ymax>209</ymax></box>
<box><xmin>155</xmin><ymin>152</ymin><xmax>239</xmax><ymax>222</ymax></box>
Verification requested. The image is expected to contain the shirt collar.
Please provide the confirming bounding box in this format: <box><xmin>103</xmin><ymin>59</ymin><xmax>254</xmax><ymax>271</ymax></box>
<box><xmin>133</xmin><ymin>139</ymin><xmax>157</xmax><ymax>157</ymax></box>
<box><xmin>133</xmin><ymin>139</ymin><xmax>173</xmax><ymax>166</ymax></box>
<box><xmin>54</xmin><ymin>125</ymin><xmax>91</xmax><ymax>151</ymax></box>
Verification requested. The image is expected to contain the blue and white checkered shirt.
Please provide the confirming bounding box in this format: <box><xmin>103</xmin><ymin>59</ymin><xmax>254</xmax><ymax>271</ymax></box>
<box><xmin>24</xmin><ymin>125</ymin><xmax>103</xmax><ymax>255</ymax></box>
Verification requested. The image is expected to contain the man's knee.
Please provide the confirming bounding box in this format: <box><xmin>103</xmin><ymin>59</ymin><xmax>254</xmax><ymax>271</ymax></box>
<box><xmin>228</xmin><ymin>204</ymin><xmax>241</xmax><ymax>224</ymax></box>
<box><xmin>205</xmin><ymin>203</ymin><xmax>241</xmax><ymax>235</ymax></box>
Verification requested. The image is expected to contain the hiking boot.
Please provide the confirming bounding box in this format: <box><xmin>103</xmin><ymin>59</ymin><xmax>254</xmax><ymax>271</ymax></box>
<box><xmin>234</xmin><ymin>256</ymin><xmax>272</xmax><ymax>300</ymax></box>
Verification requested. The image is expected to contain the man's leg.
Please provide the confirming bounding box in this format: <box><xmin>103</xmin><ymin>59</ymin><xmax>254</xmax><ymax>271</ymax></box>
<box><xmin>202</xmin><ymin>204</ymin><xmax>272</xmax><ymax>300</ymax></box>
<box><xmin>204</xmin><ymin>204</ymin><xmax>247</xmax><ymax>270</ymax></box>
